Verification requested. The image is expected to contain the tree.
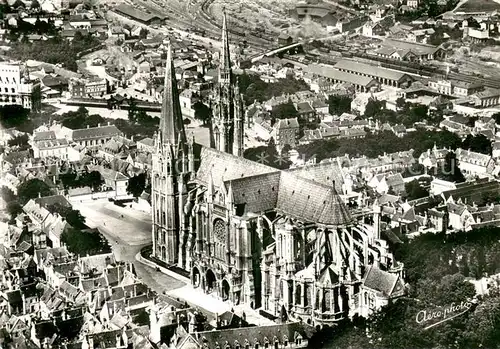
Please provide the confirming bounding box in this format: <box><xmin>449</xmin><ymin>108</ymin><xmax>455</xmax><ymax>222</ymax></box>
<box><xmin>193</xmin><ymin>101</ymin><xmax>211</xmax><ymax>126</ymax></box>
<box><xmin>86</xmin><ymin>114</ymin><xmax>105</xmax><ymax>128</ymax></box>
<box><xmin>139</xmin><ymin>28</ymin><xmax>148</xmax><ymax>39</ymax></box>
<box><xmin>328</xmin><ymin>95</ymin><xmax>352</xmax><ymax>115</ymax></box>
<box><xmin>244</xmin><ymin>138</ymin><xmax>291</xmax><ymax>170</ymax></box>
<box><xmin>17</xmin><ymin>179</ymin><xmax>52</xmax><ymax>205</ymax></box>
<box><xmin>127</xmin><ymin>173</ymin><xmax>146</xmax><ymax>197</ymax></box>
<box><xmin>462</xmin><ymin>134</ymin><xmax>492</xmax><ymax>155</ymax></box>
<box><xmin>0</xmin><ymin>105</ymin><xmax>29</xmax><ymax>129</ymax></box>
<box><xmin>270</xmin><ymin>101</ymin><xmax>298</xmax><ymax>121</ymax></box>
<box><xmin>47</xmin><ymin>203</ymin><xmax>86</xmax><ymax>229</ymax></box>
<box><xmin>79</xmin><ymin>171</ymin><xmax>104</xmax><ymax>191</ymax></box>
<box><xmin>1</xmin><ymin>187</ymin><xmax>21</xmax><ymax>221</ymax></box>
<box><xmin>396</xmin><ymin>96</ymin><xmax>407</xmax><ymax>110</ymax></box>
<box><xmin>7</xmin><ymin>134</ymin><xmax>29</xmax><ymax>149</ymax></box>
<box><xmin>31</xmin><ymin>84</ymin><xmax>42</xmax><ymax>114</ymax></box>
<box><xmin>492</xmin><ymin>112</ymin><xmax>500</xmax><ymax>125</ymax></box>
<box><xmin>61</xmin><ymin>107</ymin><xmax>90</xmax><ymax>129</ymax></box>
<box><xmin>128</xmin><ymin>98</ymin><xmax>138</xmax><ymax>122</ymax></box>
<box><xmin>61</xmin><ymin>227</ymin><xmax>111</xmax><ymax>256</ymax></box>
<box><xmin>364</xmin><ymin>99</ymin><xmax>385</xmax><ymax>119</ymax></box>
<box><xmin>405</xmin><ymin>180</ymin><xmax>429</xmax><ymax>200</ymax></box>
<box><xmin>133</xmin><ymin>309</ymin><xmax>150</xmax><ymax>326</ymax></box>
<box><xmin>437</xmin><ymin>152</ymin><xmax>465</xmax><ymax>183</ymax></box>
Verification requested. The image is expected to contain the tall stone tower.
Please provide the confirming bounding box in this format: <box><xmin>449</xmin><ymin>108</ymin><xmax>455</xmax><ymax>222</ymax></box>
<box><xmin>211</xmin><ymin>12</ymin><xmax>245</xmax><ymax>157</ymax></box>
<box><xmin>151</xmin><ymin>45</ymin><xmax>194</xmax><ymax>267</ymax></box>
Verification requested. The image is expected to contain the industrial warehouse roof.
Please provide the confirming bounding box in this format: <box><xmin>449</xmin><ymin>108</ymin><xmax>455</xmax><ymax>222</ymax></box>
<box><xmin>114</xmin><ymin>4</ymin><xmax>165</xmax><ymax>23</ymax></box>
<box><xmin>382</xmin><ymin>38</ymin><xmax>442</xmax><ymax>56</ymax></box>
<box><xmin>333</xmin><ymin>60</ymin><xmax>412</xmax><ymax>82</ymax></box>
<box><xmin>305</xmin><ymin>63</ymin><xmax>379</xmax><ymax>87</ymax></box>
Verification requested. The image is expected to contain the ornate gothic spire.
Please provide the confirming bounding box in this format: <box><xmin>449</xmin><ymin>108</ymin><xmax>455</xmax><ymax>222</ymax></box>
<box><xmin>219</xmin><ymin>10</ymin><xmax>231</xmax><ymax>84</ymax></box>
<box><xmin>160</xmin><ymin>44</ymin><xmax>186</xmax><ymax>146</ymax></box>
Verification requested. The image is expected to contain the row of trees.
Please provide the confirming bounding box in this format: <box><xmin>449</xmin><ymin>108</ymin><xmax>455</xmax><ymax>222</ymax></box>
<box><xmin>59</xmin><ymin>170</ymin><xmax>104</xmax><ymax>191</ymax></box>
<box><xmin>8</xmin><ymin>31</ymin><xmax>101</xmax><ymax>72</ymax></box>
<box><xmin>365</xmin><ymin>98</ymin><xmax>443</xmax><ymax>127</ymax></box>
<box><xmin>297</xmin><ymin>129</ymin><xmax>463</xmax><ymax>162</ymax></box>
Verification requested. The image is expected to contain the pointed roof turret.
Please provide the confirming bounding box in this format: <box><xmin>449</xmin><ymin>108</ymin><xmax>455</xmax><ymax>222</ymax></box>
<box><xmin>160</xmin><ymin>44</ymin><xmax>186</xmax><ymax>146</ymax></box>
<box><xmin>219</xmin><ymin>10</ymin><xmax>232</xmax><ymax>84</ymax></box>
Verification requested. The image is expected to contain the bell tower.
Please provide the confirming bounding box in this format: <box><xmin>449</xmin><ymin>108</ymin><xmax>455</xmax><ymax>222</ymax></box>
<box><xmin>151</xmin><ymin>44</ymin><xmax>194</xmax><ymax>266</ymax></box>
<box><xmin>211</xmin><ymin>11</ymin><xmax>245</xmax><ymax>157</ymax></box>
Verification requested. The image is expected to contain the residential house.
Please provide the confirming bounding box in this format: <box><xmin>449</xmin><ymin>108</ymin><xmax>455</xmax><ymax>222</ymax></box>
<box><xmin>87</xmin><ymin>165</ymin><xmax>129</xmax><ymax>197</ymax></box>
<box><xmin>311</xmin><ymin>99</ymin><xmax>329</xmax><ymax>115</ymax></box>
<box><xmin>0</xmin><ymin>61</ymin><xmax>35</xmax><ymax>109</ymax></box>
<box><xmin>137</xmin><ymin>138</ymin><xmax>154</xmax><ymax>153</ymax></box>
<box><xmin>295</xmin><ymin>102</ymin><xmax>316</xmax><ymax>123</ymax></box>
<box><xmin>369</xmin><ymin>172</ymin><xmax>406</xmax><ymax>195</ymax></box>
<box><xmin>419</xmin><ymin>146</ymin><xmax>449</xmax><ymax>169</ymax></box>
<box><xmin>455</xmin><ymin>148</ymin><xmax>494</xmax><ymax>176</ymax></box>
<box><xmin>178</xmin><ymin>89</ymin><xmax>199</xmax><ymax>118</ymax></box>
<box><xmin>70</xmin><ymin>124</ymin><xmax>122</xmax><ymax>148</ymax></box>
<box><xmin>69</xmin><ymin>77</ymin><xmax>107</xmax><ymax>98</ymax></box>
<box><xmin>271</xmin><ymin>118</ymin><xmax>300</xmax><ymax>152</ymax></box>
<box><xmin>447</xmin><ymin>201</ymin><xmax>475</xmax><ymax>230</ymax></box>
<box><xmin>470</xmin><ymin>89</ymin><xmax>500</xmax><ymax>108</ymax></box>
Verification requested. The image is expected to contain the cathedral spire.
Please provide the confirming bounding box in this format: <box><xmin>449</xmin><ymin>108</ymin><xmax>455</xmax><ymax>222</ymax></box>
<box><xmin>219</xmin><ymin>10</ymin><xmax>231</xmax><ymax>84</ymax></box>
<box><xmin>160</xmin><ymin>44</ymin><xmax>186</xmax><ymax>146</ymax></box>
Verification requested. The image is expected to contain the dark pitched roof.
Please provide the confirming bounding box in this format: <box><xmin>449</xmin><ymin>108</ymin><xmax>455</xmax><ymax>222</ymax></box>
<box><xmin>196</xmin><ymin>147</ymin><xmax>277</xmax><ymax>188</ymax></box>
<box><xmin>362</xmin><ymin>265</ymin><xmax>401</xmax><ymax>297</ymax></box>
<box><xmin>4</xmin><ymin>150</ymin><xmax>30</xmax><ymax>165</ymax></box>
<box><xmin>71</xmin><ymin>125</ymin><xmax>122</xmax><ymax>141</ymax></box>
<box><xmin>195</xmin><ymin>322</ymin><xmax>314</xmax><ymax>349</ymax></box>
<box><xmin>285</xmin><ymin>161</ymin><xmax>344</xmax><ymax>193</ymax></box>
<box><xmin>227</xmin><ymin>172</ymin><xmax>281</xmax><ymax>214</ymax></box>
<box><xmin>114</xmin><ymin>3</ymin><xmax>164</xmax><ymax>23</ymax></box>
<box><xmin>34</xmin><ymin>131</ymin><xmax>56</xmax><ymax>141</ymax></box>
<box><xmin>34</xmin><ymin>195</ymin><xmax>71</xmax><ymax>210</ymax></box>
<box><xmin>198</xmin><ymin>147</ymin><xmax>351</xmax><ymax>226</ymax></box>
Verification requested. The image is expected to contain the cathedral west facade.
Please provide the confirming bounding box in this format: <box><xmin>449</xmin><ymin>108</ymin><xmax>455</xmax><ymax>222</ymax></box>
<box><xmin>151</xmin><ymin>14</ymin><xmax>405</xmax><ymax>326</ymax></box>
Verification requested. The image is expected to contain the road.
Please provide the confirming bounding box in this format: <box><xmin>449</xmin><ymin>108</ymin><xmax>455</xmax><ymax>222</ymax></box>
<box><xmin>73</xmin><ymin>199</ymin><xmax>186</xmax><ymax>293</ymax></box>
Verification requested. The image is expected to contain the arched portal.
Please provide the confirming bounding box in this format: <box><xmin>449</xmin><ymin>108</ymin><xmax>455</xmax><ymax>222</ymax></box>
<box><xmin>206</xmin><ymin>269</ymin><xmax>217</xmax><ymax>293</ymax></box>
<box><xmin>222</xmin><ymin>279</ymin><xmax>230</xmax><ymax>301</ymax></box>
<box><xmin>192</xmin><ymin>267</ymin><xmax>201</xmax><ymax>288</ymax></box>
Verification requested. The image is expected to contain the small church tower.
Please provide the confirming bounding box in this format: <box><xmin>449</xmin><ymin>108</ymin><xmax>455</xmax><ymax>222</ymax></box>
<box><xmin>211</xmin><ymin>11</ymin><xmax>245</xmax><ymax>157</ymax></box>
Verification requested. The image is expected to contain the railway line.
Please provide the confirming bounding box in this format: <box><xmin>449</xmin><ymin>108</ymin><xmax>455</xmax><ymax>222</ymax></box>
<box><xmin>330</xmin><ymin>49</ymin><xmax>500</xmax><ymax>89</ymax></box>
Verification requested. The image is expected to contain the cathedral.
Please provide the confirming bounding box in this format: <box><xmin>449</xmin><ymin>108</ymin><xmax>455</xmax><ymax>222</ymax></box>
<box><xmin>151</xmin><ymin>14</ymin><xmax>405</xmax><ymax>326</ymax></box>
